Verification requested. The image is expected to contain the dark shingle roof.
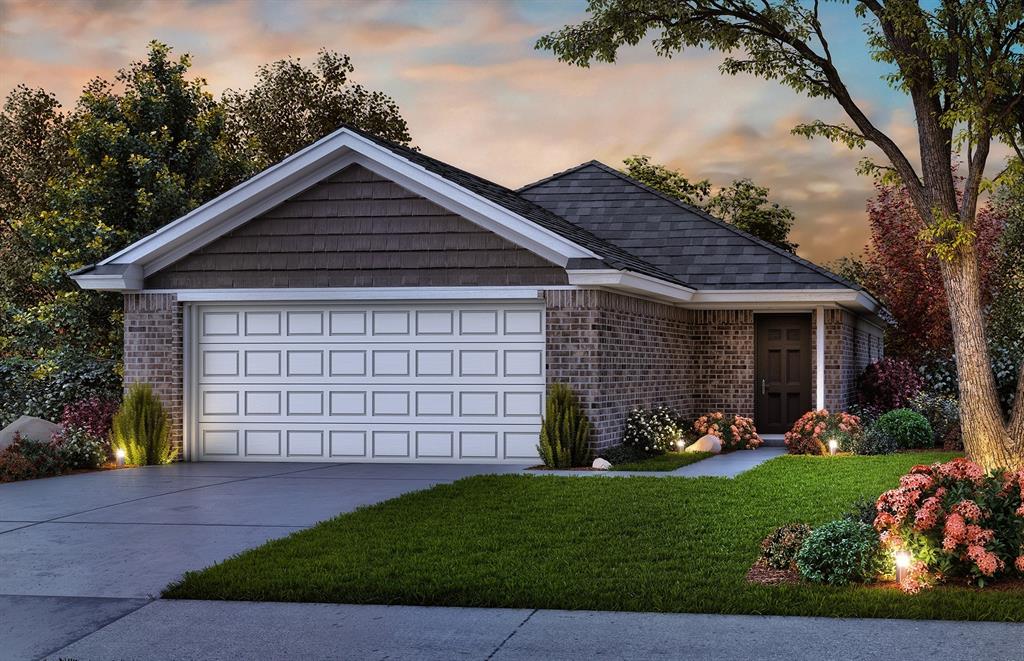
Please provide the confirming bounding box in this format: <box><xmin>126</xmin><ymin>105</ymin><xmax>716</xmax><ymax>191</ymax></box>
<box><xmin>518</xmin><ymin>161</ymin><xmax>866</xmax><ymax>291</ymax></box>
<box><xmin>347</xmin><ymin>127</ymin><xmax>688</xmax><ymax>286</ymax></box>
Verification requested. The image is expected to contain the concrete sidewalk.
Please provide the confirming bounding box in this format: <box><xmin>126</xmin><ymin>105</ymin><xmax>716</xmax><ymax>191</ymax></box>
<box><xmin>49</xmin><ymin>600</ymin><xmax>1024</xmax><ymax>661</ymax></box>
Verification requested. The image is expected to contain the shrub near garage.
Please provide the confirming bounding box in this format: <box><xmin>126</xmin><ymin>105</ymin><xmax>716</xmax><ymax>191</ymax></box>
<box><xmin>784</xmin><ymin>410</ymin><xmax>862</xmax><ymax>455</ymax></box>
<box><xmin>622</xmin><ymin>405</ymin><xmax>683</xmax><ymax>454</ymax></box>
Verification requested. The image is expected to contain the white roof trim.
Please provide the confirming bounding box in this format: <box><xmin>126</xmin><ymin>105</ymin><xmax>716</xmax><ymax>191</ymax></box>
<box><xmin>567</xmin><ymin>269</ymin><xmax>696</xmax><ymax>302</ymax></box>
<box><xmin>94</xmin><ymin>127</ymin><xmax>598</xmax><ymax>282</ymax></box>
<box><xmin>70</xmin><ymin>265</ymin><xmax>143</xmax><ymax>291</ymax></box>
<box><xmin>164</xmin><ymin>286</ymin><xmax>547</xmax><ymax>302</ymax></box>
<box><xmin>688</xmin><ymin>289</ymin><xmax>878</xmax><ymax>313</ymax></box>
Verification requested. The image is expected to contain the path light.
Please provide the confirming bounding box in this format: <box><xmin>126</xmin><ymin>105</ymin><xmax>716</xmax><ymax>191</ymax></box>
<box><xmin>894</xmin><ymin>550</ymin><xmax>911</xmax><ymax>584</ymax></box>
<box><xmin>827</xmin><ymin>438</ymin><xmax>839</xmax><ymax>456</ymax></box>
<box><xmin>676</xmin><ymin>440</ymin><xmax>686</xmax><ymax>450</ymax></box>
<box><xmin>115</xmin><ymin>448</ymin><xmax>126</xmax><ymax>467</ymax></box>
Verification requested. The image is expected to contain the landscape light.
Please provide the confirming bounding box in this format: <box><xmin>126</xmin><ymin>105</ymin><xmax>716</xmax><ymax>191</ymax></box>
<box><xmin>894</xmin><ymin>550</ymin><xmax>911</xmax><ymax>584</ymax></box>
<box><xmin>115</xmin><ymin>448</ymin><xmax>126</xmax><ymax>467</ymax></box>
<box><xmin>827</xmin><ymin>438</ymin><xmax>839</xmax><ymax>456</ymax></box>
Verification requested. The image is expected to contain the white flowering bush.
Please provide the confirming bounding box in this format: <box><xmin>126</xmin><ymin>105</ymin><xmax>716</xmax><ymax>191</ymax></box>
<box><xmin>621</xmin><ymin>405</ymin><xmax>683</xmax><ymax>454</ymax></box>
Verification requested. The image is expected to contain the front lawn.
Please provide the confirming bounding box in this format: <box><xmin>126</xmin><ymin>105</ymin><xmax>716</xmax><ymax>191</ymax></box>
<box><xmin>611</xmin><ymin>451</ymin><xmax>712</xmax><ymax>471</ymax></box>
<box><xmin>165</xmin><ymin>452</ymin><xmax>1024</xmax><ymax>621</ymax></box>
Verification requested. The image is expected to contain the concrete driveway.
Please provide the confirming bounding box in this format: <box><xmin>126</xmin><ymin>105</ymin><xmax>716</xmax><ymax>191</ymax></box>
<box><xmin>0</xmin><ymin>461</ymin><xmax>524</xmax><ymax>660</ymax></box>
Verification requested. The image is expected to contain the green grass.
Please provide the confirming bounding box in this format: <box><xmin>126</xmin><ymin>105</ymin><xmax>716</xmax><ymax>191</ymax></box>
<box><xmin>164</xmin><ymin>451</ymin><xmax>1024</xmax><ymax>621</ymax></box>
<box><xmin>611</xmin><ymin>451</ymin><xmax>713</xmax><ymax>471</ymax></box>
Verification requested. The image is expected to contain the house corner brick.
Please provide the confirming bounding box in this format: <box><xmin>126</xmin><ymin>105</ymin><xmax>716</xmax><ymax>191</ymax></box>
<box><xmin>123</xmin><ymin>293</ymin><xmax>184</xmax><ymax>459</ymax></box>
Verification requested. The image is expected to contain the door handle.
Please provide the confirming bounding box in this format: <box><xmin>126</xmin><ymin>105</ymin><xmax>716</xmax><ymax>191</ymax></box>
<box><xmin>761</xmin><ymin>379</ymin><xmax>767</xmax><ymax>395</ymax></box>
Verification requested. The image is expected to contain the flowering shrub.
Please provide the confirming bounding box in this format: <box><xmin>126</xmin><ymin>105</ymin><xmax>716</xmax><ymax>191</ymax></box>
<box><xmin>54</xmin><ymin>426</ymin><xmax>108</xmax><ymax>469</ymax></box>
<box><xmin>693</xmin><ymin>412</ymin><xmax>762</xmax><ymax>451</ymax></box>
<box><xmin>50</xmin><ymin>396</ymin><xmax>119</xmax><ymax>469</ymax></box>
<box><xmin>872</xmin><ymin>409</ymin><xmax>932</xmax><ymax>449</ymax></box>
<box><xmin>622</xmin><ymin>405</ymin><xmax>683</xmax><ymax>454</ymax></box>
<box><xmin>856</xmin><ymin>358</ymin><xmax>923</xmax><ymax>413</ymax></box>
<box><xmin>874</xmin><ymin>458</ymin><xmax>1024</xmax><ymax>590</ymax></box>
<box><xmin>784</xmin><ymin>410</ymin><xmax>862</xmax><ymax>455</ymax></box>
<box><xmin>759</xmin><ymin>523</ymin><xmax>812</xmax><ymax>570</ymax></box>
<box><xmin>795</xmin><ymin>518</ymin><xmax>883</xmax><ymax>585</ymax></box>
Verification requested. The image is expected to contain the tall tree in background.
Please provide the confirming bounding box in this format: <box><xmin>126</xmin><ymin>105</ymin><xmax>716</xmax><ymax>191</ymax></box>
<box><xmin>622</xmin><ymin>155</ymin><xmax>797</xmax><ymax>250</ymax></box>
<box><xmin>0</xmin><ymin>42</ymin><xmax>412</xmax><ymax>424</ymax></box>
<box><xmin>540</xmin><ymin>1</ymin><xmax>1024</xmax><ymax>468</ymax></box>
<box><xmin>223</xmin><ymin>49</ymin><xmax>411</xmax><ymax>169</ymax></box>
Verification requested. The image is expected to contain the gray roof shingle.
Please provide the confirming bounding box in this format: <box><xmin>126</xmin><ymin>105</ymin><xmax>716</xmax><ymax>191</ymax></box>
<box><xmin>518</xmin><ymin>161</ymin><xmax>866</xmax><ymax>292</ymax></box>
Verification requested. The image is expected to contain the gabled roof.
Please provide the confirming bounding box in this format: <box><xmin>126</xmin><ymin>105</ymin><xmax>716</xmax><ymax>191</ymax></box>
<box><xmin>519</xmin><ymin>160</ymin><xmax>867</xmax><ymax>292</ymax></box>
<box><xmin>73</xmin><ymin>125</ymin><xmax>684</xmax><ymax>291</ymax></box>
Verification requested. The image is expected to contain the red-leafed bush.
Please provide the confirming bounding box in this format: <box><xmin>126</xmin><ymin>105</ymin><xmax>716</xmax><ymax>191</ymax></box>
<box><xmin>856</xmin><ymin>358</ymin><xmax>924</xmax><ymax>413</ymax></box>
<box><xmin>874</xmin><ymin>458</ymin><xmax>1024</xmax><ymax>592</ymax></box>
<box><xmin>0</xmin><ymin>434</ymin><xmax>67</xmax><ymax>482</ymax></box>
<box><xmin>784</xmin><ymin>409</ymin><xmax>862</xmax><ymax>455</ymax></box>
<box><xmin>58</xmin><ymin>397</ymin><xmax>119</xmax><ymax>440</ymax></box>
<box><xmin>693</xmin><ymin>412</ymin><xmax>762</xmax><ymax>451</ymax></box>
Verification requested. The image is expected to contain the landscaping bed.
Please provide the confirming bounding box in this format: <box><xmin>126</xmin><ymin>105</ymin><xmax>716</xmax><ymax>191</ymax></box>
<box><xmin>610</xmin><ymin>451</ymin><xmax>712</xmax><ymax>471</ymax></box>
<box><xmin>165</xmin><ymin>451</ymin><xmax>1024</xmax><ymax>621</ymax></box>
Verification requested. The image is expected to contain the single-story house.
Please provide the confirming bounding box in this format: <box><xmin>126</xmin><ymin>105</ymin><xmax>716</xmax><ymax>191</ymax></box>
<box><xmin>72</xmin><ymin>126</ymin><xmax>884</xmax><ymax>463</ymax></box>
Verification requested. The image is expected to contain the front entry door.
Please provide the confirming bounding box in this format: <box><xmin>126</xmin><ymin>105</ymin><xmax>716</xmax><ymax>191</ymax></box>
<box><xmin>754</xmin><ymin>314</ymin><xmax>811</xmax><ymax>434</ymax></box>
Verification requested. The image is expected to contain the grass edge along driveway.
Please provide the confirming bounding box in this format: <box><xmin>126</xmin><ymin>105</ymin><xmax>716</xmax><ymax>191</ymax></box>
<box><xmin>165</xmin><ymin>452</ymin><xmax>1024</xmax><ymax>621</ymax></box>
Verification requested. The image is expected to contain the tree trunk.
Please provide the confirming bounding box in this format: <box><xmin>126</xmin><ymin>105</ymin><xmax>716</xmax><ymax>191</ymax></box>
<box><xmin>938</xmin><ymin>248</ymin><xmax>1019</xmax><ymax>470</ymax></box>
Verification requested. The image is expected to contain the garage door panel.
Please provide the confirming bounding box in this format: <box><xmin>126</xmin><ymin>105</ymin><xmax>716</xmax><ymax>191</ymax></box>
<box><xmin>194</xmin><ymin>302</ymin><xmax>544</xmax><ymax>463</ymax></box>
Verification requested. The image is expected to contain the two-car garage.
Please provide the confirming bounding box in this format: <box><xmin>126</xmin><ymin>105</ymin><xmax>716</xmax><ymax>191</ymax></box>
<box><xmin>190</xmin><ymin>301</ymin><xmax>546</xmax><ymax>463</ymax></box>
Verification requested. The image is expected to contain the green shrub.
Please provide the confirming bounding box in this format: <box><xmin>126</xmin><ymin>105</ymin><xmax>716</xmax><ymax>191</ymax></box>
<box><xmin>908</xmin><ymin>391</ymin><xmax>960</xmax><ymax>448</ymax></box>
<box><xmin>622</xmin><ymin>405</ymin><xmax>683</xmax><ymax>454</ymax></box>
<box><xmin>54</xmin><ymin>426</ymin><xmax>108</xmax><ymax>469</ymax></box>
<box><xmin>796</xmin><ymin>518</ymin><xmax>881</xmax><ymax>585</ymax></box>
<box><xmin>111</xmin><ymin>384</ymin><xmax>177</xmax><ymax>466</ymax></box>
<box><xmin>537</xmin><ymin>383</ymin><xmax>591</xmax><ymax>468</ymax></box>
<box><xmin>872</xmin><ymin>408</ymin><xmax>932</xmax><ymax>450</ymax></box>
<box><xmin>759</xmin><ymin>523</ymin><xmax>813</xmax><ymax>570</ymax></box>
<box><xmin>598</xmin><ymin>444</ymin><xmax>649</xmax><ymax>465</ymax></box>
<box><xmin>847</xmin><ymin>426</ymin><xmax>900</xmax><ymax>455</ymax></box>
<box><xmin>0</xmin><ymin>352</ymin><xmax>121</xmax><ymax>428</ymax></box>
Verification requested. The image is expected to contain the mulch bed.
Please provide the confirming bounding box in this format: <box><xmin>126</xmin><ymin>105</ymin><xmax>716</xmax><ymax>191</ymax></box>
<box><xmin>746</xmin><ymin>559</ymin><xmax>801</xmax><ymax>586</ymax></box>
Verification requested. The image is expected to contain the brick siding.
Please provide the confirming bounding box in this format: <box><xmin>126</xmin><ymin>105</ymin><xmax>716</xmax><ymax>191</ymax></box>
<box><xmin>688</xmin><ymin>310</ymin><xmax>755</xmax><ymax>418</ymax></box>
<box><xmin>123</xmin><ymin>293</ymin><xmax>184</xmax><ymax>458</ymax></box>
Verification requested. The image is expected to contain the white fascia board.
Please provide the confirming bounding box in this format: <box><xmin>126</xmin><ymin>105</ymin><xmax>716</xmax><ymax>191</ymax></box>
<box><xmin>101</xmin><ymin>128</ymin><xmax>597</xmax><ymax>277</ymax></box>
<box><xmin>168</xmin><ymin>286</ymin><xmax>545</xmax><ymax>302</ymax></box>
<box><xmin>688</xmin><ymin>289</ymin><xmax>878</xmax><ymax>313</ymax></box>
<box><xmin>70</xmin><ymin>265</ymin><xmax>143</xmax><ymax>291</ymax></box>
<box><xmin>566</xmin><ymin>269</ymin><xmax>695</xmax><ymax>302</ymax></box>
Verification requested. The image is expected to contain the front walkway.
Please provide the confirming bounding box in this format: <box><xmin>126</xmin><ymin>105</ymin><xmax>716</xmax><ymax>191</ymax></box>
<box><xmin>49</xmin><ymin>600</ymin><xmax>1024</xmax><ymax>660</ymax></box>
<box><xmin>527</xmin><ymin>446</ymin><xmax>787</xmax><ymax>478</ymax></box>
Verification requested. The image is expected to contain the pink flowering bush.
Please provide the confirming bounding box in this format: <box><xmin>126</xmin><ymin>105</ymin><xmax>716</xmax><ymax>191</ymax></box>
<box><xmin>693</xmin><ymin>412</ymin><xmax>762</xmax><ymax>451</ymax></box>
<box><xmin>874</xmin><ymin>458</ymin><xmax>1024</xmax><ymax>590</ymax></box>
<box><xmin>784</xmin><ymin>409</ymin><xmax>862</xmax><ymax>455</ymax></box>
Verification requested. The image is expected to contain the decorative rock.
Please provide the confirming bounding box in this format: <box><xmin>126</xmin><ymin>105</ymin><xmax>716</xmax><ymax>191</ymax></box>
<box><xmin>592</xmin><ymin>457</ymin><xmax>613</xmax><ymax>470</ymax></box>
<box><xmin>0</xmin><ymin>415</ymin><xmax>62</xmax><ymax>451</ymax></box>
<box><xmin>685</xmin><ymin>434</ymin><xmax>722</xmax><ymax>454</ymax></box>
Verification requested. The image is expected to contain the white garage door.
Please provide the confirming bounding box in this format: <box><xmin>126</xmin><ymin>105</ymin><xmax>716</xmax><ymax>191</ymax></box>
<box><xmin>191</xmin><ymin>301</ymin><xmax>545</xmax><ymax>462</ymax></box>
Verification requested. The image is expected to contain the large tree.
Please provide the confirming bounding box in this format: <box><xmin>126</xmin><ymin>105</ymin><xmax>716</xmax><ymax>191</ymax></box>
<box><xmin>539</xmin><ymin>1</ymin><xmax>1024</xmax><ymax>468</ymax></box>
<box><xmin>622</xmin><ymin>155</ymin><xmax>798</xmax><ymax>250</ymax></box>
<box><xmin>223</xmin><ymin>49</ymin><xmax>412</xmax><ymax>170</ymax></box>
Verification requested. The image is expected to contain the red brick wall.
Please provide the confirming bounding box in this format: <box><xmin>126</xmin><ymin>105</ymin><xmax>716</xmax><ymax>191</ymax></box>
<box><xmin>123</xmin><ymin>293</ymin><xmax>184</xmax><ymax>458</ymax></box>
<box><xmin>544</xmin><ymin>290</ymin><xmax>692</xmax><ymax>451</ymax></box>
<box><xmin>688</xmin><ymin>310</ymin><xmax>755</xmax><ymax>418</ymax></box>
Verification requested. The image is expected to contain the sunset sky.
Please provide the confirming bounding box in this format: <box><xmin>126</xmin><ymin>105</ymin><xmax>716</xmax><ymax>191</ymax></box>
<box><xmin>1</xmin><ymin>0</ymin><xmax>1011</xmax><ymax>264</ymax></box>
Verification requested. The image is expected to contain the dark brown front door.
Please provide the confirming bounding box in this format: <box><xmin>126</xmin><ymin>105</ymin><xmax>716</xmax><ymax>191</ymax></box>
<box><xmin>755</xmin><ymin>314</ymin><xmax>811</xmax><ymax>434</ymax></box>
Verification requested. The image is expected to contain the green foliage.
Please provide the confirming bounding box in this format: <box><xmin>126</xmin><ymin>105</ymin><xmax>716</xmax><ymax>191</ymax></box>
<box><xmin>53</xmin><ymin>425</ymin><xmax>108</xmax><ymax>469</ymax></box>
<box><xmin>621</xmin><ymin>156</ymin><xmax>797</xmax><ymax>251</ymax></box>
<box><xmin>223</xmin><ymin>49</ymin><xmax>411</xmax><ymax>169</ymax></box>
<box><xmin>609</xmin><ymin>451</ymin><xmax>712</xmax><ymax>472</ymax></box>
<box><xmin>796</xmin><ymin>519</ymin><xmax>882</xmax><ymax>586</ymax></box>
<box><xmin>703</xmin><ymin>178</ymin><xmax>797</xmax><ymax>251</ymax></box>
<box><xmin>759</xmin><ymin>523</ymin><xmax>813</xmax><ymax>571</ymax></box>
<box><xmin>0</xmin><ymin>351</ymin><xmax>121</xmax><ymax>427</ymax></box>
<box><xmin>537</xmin><ymin>383</ymin><xmax>592</xmax><ymax>468</ymax></box>
<box><xmin>872</xmin><ymin>409</ymin><xmax>933</xmax><ymax>450</ymax></box>
<box><xmin>847</xmin><ymin>426</ymin><xmax>901</xmax><ymax>456</ymax></box>
<box><xmin>990</xmin><ymin>172</ymin><xmax>1024</xmax><ymax>353</ymax></box>
<box><xmin>111</xmin><ymin>383</ymin><xmax>176</xmax><ymax>466</ymax></box>
<box><xmin>621</xmin><ymin>405</ymin><xmax>683</xmax><ymax>454</ymax></box>
<box><xmin>909</xmin><ymin>391</ymin><xmax>961</xmax><ymax>449</ymax></box>
<box><xmin>621</xmin><ymin>154</ymin><xmax>710</xmax><ymax>204</ymax></box>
